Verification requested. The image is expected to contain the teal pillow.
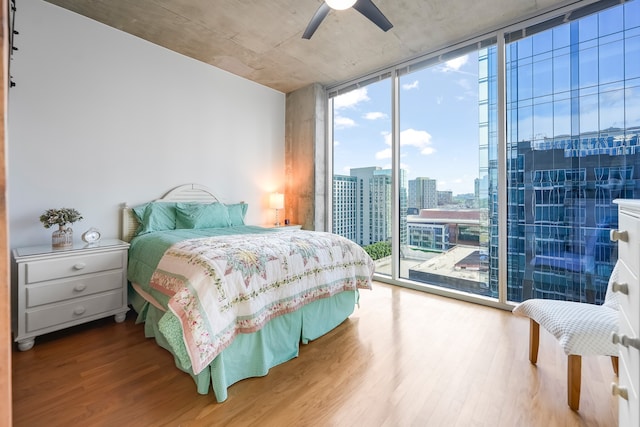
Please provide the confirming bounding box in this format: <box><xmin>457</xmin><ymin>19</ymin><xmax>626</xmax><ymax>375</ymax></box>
<box><xmin>226</xmin><ymin>203</ymin><xmax>248</xmax><ymax>226</ymax></box>
<box><xmin>175</xmin><ymin>202</ymin><xmax>231</xmax><ymax>229</ymax></box>
<box><xmin>132</xmin><ymin>202</ymin><xmax>177</xmax><ymax>235</ymax></box>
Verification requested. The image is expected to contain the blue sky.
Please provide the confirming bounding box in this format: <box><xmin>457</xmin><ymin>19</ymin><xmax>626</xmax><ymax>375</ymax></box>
<box><xmin>332</xmin><ymin>52</ymin><xmax>481</xmax><ymax>195</ymax></box>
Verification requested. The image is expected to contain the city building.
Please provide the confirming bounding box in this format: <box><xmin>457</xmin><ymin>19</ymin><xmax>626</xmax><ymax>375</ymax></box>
<box><xmin>334</xmin><ymin>167</ymin><xmax>407</xmax><ymax>247</ymax></box>
<box><xmin>482</xmin><ymin>7</ymin><xmax>640</xmax><ymax>304</ymax></box>
<box><xmin>332</xmin><ymin>175</ymin><xmax>358</xmax><ymax>242</ymax></box>
<box><xmin>408</xmin><ymin>177</ymin><xmax>437</xmax><ymax>210</ymax></box>
<box><xmin>437</xmin><ymin>190</ymin><xmax>453</xmax><ymax>206</ymax></box>
<box><xmin>407</xmin><ymin>208</ymin><xmax>482</xmax><ymax>251</ymax></box>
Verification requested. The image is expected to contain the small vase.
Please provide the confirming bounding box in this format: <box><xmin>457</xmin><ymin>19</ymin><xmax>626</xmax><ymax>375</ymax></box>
<box><xmin>52</xmin><ymin>224</ymin><xmax>73</xmax><ymax>249</ymax></box>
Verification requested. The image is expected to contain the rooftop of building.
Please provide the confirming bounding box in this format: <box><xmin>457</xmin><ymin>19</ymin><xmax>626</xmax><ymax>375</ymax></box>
<box><xmin>375</xmin><ymin>245</ymin><xmax>488</xmax><ymax>283</ymax></box>
<box><xmin>407</xmin><ymin>208</ymin><xmax>482</xmax><ymax>225</ymax></box>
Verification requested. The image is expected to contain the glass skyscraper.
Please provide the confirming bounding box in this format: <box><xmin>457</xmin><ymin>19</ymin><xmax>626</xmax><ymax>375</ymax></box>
<box><xmin>486</xmin><ymin>1</ymin><xmax>640</xmax><ymax>304</ymax></box>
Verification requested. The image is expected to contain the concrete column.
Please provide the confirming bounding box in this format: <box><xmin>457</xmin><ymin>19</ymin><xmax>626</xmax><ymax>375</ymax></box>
<box><xmin>285</xmin><ymin>83</ymin><xmax>326</xmax><ymax>231</ymax></box>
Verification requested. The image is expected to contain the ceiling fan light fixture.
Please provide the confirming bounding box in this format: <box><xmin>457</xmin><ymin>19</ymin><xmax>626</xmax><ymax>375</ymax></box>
<box><xmin>303</xmin><ymin>0</ymin><xmax>392</xmax><ymax>40</ymax></box>
<box><xmin>325</xmin><ymin>0</ymin><xmax>357</xmax><ymax>11</ymax></box>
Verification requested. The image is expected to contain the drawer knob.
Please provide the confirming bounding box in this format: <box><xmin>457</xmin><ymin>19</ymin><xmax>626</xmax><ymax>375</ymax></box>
<box><xmin>610</xmin><ymin>229</ymin><xmax>628</xmax><ymax>242</ymax></box>
<box><xmin>73</xmin><ymin>306</ymin><xmax>86</xmax><ymax>315</ymax></box>
<box><xmin>611</xmin><ymin>383</ymin><xmax>629</xmax><ymax>400</ymax></box>
<box><xmin>612</xmin><ymin>332</ymin><xmax>640</xmax><ymax>350</ymax></box>
<box><xmin>612</xmin><ymin>281</ymin><xmax>629</xmax><ymax>295</ymax></box>
<box><xmin>73</xmin><ymin>263</ymin><xmax>86</xmax><ymax>270</ymax></box>
<box><xmin>73</xmin><ymin>283</ymin><xmax>87</xmax><ymax>292</ymax></box>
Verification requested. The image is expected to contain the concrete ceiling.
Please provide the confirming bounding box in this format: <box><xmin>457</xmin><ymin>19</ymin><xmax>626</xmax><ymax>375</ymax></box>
<box><xmin>44</xmin><ymin>0</ymin><xmax>573</xmax><ymax>93</ymax></box>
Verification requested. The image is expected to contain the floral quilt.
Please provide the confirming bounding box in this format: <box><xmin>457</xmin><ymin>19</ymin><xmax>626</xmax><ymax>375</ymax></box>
<box><xmin>148</xmin><ymin>230</ymin><xmax>374</xmax><ymax>375</ymax></box>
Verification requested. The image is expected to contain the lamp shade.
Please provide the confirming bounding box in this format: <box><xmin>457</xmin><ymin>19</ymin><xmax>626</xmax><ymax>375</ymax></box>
<box><xmin>325</xmin><ymin>0</ymin><xmax>357</xmax><ymax>10</ymax></box>
<box><xmin>270</xmin><ymin>192</ymin><xmax>284</xmax><ymax>210</ymax></box>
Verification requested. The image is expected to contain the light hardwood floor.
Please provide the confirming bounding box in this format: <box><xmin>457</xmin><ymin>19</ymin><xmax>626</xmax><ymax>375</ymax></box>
<box><xmin>12</xmin><ymin>282</ymin><xmax>618</xmax><ymax>426</ymax></box>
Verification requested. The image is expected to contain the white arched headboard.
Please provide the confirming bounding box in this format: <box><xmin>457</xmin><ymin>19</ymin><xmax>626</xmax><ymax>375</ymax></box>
<box><xmin>121</xmin><ymin>183</ymin><xmax>220</xmax><ymax>242</ymax></box>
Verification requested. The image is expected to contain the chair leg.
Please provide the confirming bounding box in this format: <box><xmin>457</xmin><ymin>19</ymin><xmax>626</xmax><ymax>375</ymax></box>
<box><xmin>529</xmin><ymin>319</ymin><xmax>540</xmax><ymax>364</ymax></box>
<box><xmin>611</xmin><ymin>356</ymin><xmax>619</xmax><ymax>376</ymax></box>
<box><xmin>568</xmin><ymin>355</ymin><xmax>582</xmax><ymax>411</ymax></box>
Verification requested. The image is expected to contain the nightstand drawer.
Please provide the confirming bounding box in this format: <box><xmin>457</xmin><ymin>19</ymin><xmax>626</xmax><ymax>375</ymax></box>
<box><xmin>26</xmin><ymin>270</ymin><xmax>123</xmax><ymax>308</ymax></box>
<box><xmin>24</xmin><ymin>251</ymin><xmax>124</xmax><ymax>284</ymax></box>
<box><xmin>25</xmin><ymin>290</ymin><xmax>124</xmax><ymax>333</ymax></box>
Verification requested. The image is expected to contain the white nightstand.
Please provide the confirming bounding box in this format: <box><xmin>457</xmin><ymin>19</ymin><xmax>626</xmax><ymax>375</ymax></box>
<box><xmin>12</xmin><ymin>239</ymin><xmax>130</xmax><ymax>351</ymax></box>
<box><xmin>266</xmin><ymin>224</ymin><xmax>302</xmax><ymax>231</ymax></box>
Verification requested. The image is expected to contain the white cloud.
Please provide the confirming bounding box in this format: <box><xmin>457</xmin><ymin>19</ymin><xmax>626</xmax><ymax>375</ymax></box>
<box><xmin>383</xmin><ymin>129</ymin><xmax>436</xmax><ymax>156</ymax></box>
<box><xmin>443</xmin><ymin>55</ymin><xmax>468</xmax><ymax>72</ymax></box>
<box><xmin>334</xmin><ymin>116</ymin><xmax>356</xmax><ymax>129</ymax></box>
<box><xmin>364</xmin><ymin>111</ymin><xmax>387</xmax><ymax>120</ymax></box>
<box><xmin>376</xmin><ymin>147</ymin><xmax>392</xmax><ymax>160</ymax></box>
<box><xmin>457</xmin><ymin>78</ymin><xmax>471</xmax><ymax>91</ymax></box>
<box><xmin>420</xmin><ymin>146</ymin><xmax>436</xmax><ymax>155</ymax></box>
<box><xmin>402</xmin><ymin>80</ymin><xmax>419</xmax><ymax>90</ymax></box>
<box><xmin>333</xmin><ymin>139</ymin><xmax>340</xmax><ymax>146</ymax></box>
<box><xmin>334</xmin><ymin>88</ymin><xmax>369</xmax><ymax>110</ymax></box>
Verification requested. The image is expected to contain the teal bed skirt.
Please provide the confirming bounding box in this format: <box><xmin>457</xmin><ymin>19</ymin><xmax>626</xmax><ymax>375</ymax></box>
<box><xmin>129</xmin><ymin>286</ymin><xmax>358</xmax><ymax>402</ymax></box>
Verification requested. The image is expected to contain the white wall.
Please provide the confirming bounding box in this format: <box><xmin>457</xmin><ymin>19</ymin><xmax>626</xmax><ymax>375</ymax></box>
<box><xmin>8</xmin><ymin>0</ymin><xmax>285</xmax><ymax>248</ymax></box>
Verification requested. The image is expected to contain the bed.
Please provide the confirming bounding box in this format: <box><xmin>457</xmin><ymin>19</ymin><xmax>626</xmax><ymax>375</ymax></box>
<box><xmin>123</xmin><ymin>184</ymin><xmax>375</xmax><ymax>402</ymax></box>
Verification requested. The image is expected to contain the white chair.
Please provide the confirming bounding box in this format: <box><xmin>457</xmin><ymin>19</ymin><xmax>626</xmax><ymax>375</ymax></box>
<box><xmin>512</xmin><ymin>260</ymin><xmax>621</xmax><ymax>411</ymax></box>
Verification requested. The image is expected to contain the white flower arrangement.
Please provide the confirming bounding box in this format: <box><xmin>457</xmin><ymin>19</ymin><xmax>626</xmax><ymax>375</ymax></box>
<box><xmin>39</xmin><ymin>208</ymin><xmax>83</xmax><ymax>229</ymax></box>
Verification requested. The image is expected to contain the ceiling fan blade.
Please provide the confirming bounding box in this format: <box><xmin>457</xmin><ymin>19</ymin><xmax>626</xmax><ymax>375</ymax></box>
<box><xmin>353</xmin><ymin>0</ymin><xmax>393</xmax><ymax>32</ymax></box>
<box><xmin>302</xmin><ymin>3</ymin><xmax>331</xmax><ymax>39</ymax></box>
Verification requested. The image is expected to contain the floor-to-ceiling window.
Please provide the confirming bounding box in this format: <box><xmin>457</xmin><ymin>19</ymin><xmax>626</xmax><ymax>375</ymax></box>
<box><xmin>395</xmin><ymin>45</ymin><xmax>495</xmax><ymax>298</ymax></box>
<box><xmin>329</xmin><ymin>0</ymin><xmax>639</xmax><ymax>306</ymax></box>
<box><xmin>331</xmin><ymin>77</ymin><xmax>392</xmax><ymax>277</ymax></box>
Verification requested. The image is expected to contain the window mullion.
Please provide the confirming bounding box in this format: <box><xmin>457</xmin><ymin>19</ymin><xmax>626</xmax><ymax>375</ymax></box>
<box><xmin>391</xmin><ymin>70</ymin><xmax>401</xmax><ymax>280</ymax></box>
<box><xmin>497</xmin><ymin>33</ymin><xmax>508</xmax><ymax>304</ymax></box>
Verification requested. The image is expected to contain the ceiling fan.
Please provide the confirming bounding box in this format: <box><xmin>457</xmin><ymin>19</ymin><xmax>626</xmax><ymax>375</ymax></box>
<box><xmin>302</xmin><ymin>0</ymin><xmax>393</xmax><ymax>40</ymax></box>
